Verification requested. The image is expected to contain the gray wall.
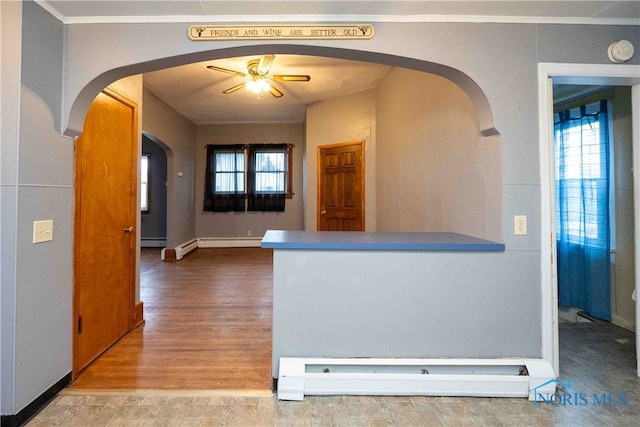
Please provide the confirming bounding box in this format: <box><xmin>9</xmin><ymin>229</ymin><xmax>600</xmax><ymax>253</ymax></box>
<box><xmin>3</xmin><ymin>1</ymin><xmax>640</xmax><ymax>415</ymax></box>
<box><xmin>142</xmin><ymin>88</ymin><xmax>196</xmax><ymax>247</ymax></box>
<box><xmin>2</xmin><ymin>0</ymin><xmax>73</xmax><ymax>415</ymax></box>
<box><xmin>195</xmin><ymin>123</ymin><xmax>304</xmax><ymax>237</ymax></box>
<box><xmin>273</xmin><ymin>249</ymin><xmax>541</xmax><ymax>376</ymax></box>
<box><xmin>141</xmin><ymin>135</ymin><xmax>168</xmax><ymax>244</ymax></box>
<box><xmin>1</xmin><ymin>0</ymin><xmax>23</xmax><ymax>414</ymax></box>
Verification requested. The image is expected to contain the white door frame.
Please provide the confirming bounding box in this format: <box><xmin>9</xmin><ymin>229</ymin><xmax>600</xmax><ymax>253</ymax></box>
<box><xmin>538</xmin><ymin>62</ymin><xmax>640</xmax><ymax>377</ymax></box>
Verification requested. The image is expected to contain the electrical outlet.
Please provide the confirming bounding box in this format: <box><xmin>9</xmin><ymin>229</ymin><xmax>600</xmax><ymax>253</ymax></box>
<box><xmin>247</xmin><ymin>230</ymin><xmax>252</xmax><ymax>237</ymax></box>
<box><xmin>33</xmin><ymin>220</ymin><xmax>54</xmax><ymax>243</ymax></box>
<box><xmin>514</xmin><ymin>215</ymin><xmax>527</xmax><ymax>236</ymax></box>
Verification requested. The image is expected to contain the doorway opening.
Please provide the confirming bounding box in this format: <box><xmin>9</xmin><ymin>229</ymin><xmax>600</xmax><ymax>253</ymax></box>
<box><xmin>538</xmin><ymin>62</ymin><xmax>640</xmax><ymax>378</ymax></box>
<box><xmin>552</xmin><ymin>83</ymin><xmax>637</xmax><ymax>386</ymax></box>
<box><xmin>141</xmin><ymin>133</ymin><xmax>168</xmax><ymax>249</ymax></box>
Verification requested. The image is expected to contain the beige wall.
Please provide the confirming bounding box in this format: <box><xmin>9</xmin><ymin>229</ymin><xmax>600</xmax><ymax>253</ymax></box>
<box><xmin>195</xmin><ymin>122</ymin><xmax>304</xmax><ymax>237</ymax></box>
<box><xmin>612</xmin><ymin>86</ymin><xmax>635</xmax><ymax>329</ymax></box>
<box><xmin>305</xmin><ymin>89</ymin><xmax>377</xmax><ymax>231</ymax></box>
<box><xmin>376</xmin><ymin>68</ymin><xmax>502</xmax><ymax>240</ymax></box>
<box><xmin>142</xmin><ymin>88</ymin><xmax>197</xmax><ymax>247</ymax></box>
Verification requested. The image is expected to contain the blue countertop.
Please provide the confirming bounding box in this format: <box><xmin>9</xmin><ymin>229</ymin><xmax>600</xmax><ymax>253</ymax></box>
<box><xmin>261</xmin><ymin>230</ymin><xmax>505</xmax><ymax>251</ymax></box>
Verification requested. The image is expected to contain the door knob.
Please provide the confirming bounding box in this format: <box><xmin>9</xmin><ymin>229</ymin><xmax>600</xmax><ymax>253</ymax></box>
<box><xmin>124</xmin><ymin>226</ymin><xmax>134</xmax><ymax>233</ymax></box>
<box><xmin>320</xmin><ymin>210</ymin><xmax>326</xmax><ymax>215</ymax></box>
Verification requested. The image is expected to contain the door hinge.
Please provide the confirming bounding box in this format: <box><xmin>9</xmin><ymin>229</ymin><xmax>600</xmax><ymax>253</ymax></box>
<box><xmin>78</xmin><ymin>316</ymin><xmax>83</xmax><ymax>334</ymax></box>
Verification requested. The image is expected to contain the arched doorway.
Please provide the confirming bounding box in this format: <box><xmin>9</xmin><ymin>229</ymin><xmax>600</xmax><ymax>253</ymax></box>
<box><xmin>69</xmin><ymin>46</ymin><xmax>503</xmax><ymax>390</ymax></box>
<box><xmin>141</xmin><ymin>133</ymin><xmax>169</xmax><ymax>248</ymax></box>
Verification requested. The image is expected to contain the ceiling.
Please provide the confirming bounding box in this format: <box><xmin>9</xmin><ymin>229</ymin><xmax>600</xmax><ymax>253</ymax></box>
<box><xmin>38</xmin><ymin>1</ymin><xmax>640</xmax><ymax>24</ymax></box>
<box><xmin>144</xmin><ymin>55</ymin><xmax>391</xmax><ymax>124</ymax></box>
<box><xmin>37</xmin><ymin>1</ymin><xmax>639</xmax><ymax>125</ymax></box>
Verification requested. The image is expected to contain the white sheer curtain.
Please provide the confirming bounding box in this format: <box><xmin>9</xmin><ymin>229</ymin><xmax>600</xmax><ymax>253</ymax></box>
<box><xmin>248</xmin><ymin>144</ymin><xmax>287</xmax><ymax>211</ymax></box>
<box><xmin>204</xmin><ymin>145</ymin><xmax>245</xmax><ymax>212</ymax></box>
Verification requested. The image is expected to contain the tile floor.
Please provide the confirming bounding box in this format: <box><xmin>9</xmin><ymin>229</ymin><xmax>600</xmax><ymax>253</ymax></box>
<box><xmin>25</xmin><ymin>321</ymin><xmax>639</xmax><ymax>426</ymax></box>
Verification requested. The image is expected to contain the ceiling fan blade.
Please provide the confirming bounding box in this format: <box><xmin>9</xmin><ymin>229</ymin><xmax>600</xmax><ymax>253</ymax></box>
<box><xmin>269</xmin><ymin>85</ymin><xmax>284</xmax><ymax>98</ymax></box>
<box><xmin>272</xmin><ymin>75</ymin><xmax>311</xmax><ymax>82</ymax></box>
<box><xmin>223</xmin><ymin>82</ymin><xmax>246</xmax><ymax>94</ymax></box>
<box><xmin>207</xmin><ymin>65</ymin><xmax>246</xmax><ymax>77</ymax></box>
<box><xmin>257</xmin><ymin>54</ymin><xmax>275</xmax><ymax>75</ymax></box>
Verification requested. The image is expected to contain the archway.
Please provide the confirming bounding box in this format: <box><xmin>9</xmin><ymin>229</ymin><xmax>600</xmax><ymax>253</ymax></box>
<box><xmin>65</xmin><ymin>45</ymin><xmax>499</xmax><ymax>139</ymax></box>
<box><xmin>68</xmin><ymin>46</ymin><xmax>504</xmax><ymax>389</ymax></box>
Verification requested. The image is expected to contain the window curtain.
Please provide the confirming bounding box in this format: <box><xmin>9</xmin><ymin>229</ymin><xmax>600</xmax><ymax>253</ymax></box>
<box><xmin>247</xmin><ymin>144</ymin><xmax>286</xmax><ymax>212</ymax></box>
<box><xmin>555</xmin><ymin>100</ymin><xmax>611</xmax><ymax>321</ymax></box>
<box><xmin>203</xmin><ymin>145</ymin><xmax>245</xmax><ymax>212</ymax></box>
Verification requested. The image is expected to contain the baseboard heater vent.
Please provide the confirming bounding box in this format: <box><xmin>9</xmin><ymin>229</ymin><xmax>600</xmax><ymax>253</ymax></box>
<box><xmin>172</xmin><ymin>239</ymin><xmax>198</xmax><ymax>260</ymax></box>
<box><xmin>278</xmin><ymin>358</ymin><xmax>555</xmax><ymax>402</ymax></box>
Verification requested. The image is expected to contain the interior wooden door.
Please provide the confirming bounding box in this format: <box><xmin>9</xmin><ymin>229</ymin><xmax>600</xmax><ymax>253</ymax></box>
<box><xmin>74</xmin><ymin>89</ymin><xmax>138</xmax><ymax>374</ymax></box>
<box><xmin>317</xmin><ymin>141</ymin><xmax>365</xmax><ymax>231</ymax></box>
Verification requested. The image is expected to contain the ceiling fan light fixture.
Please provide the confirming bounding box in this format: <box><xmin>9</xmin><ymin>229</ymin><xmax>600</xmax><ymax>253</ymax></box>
<box><xmin>208</xmin><ymin>55</ymin><xmax>309</xmax><ymax>98</ymax></box>
<box><xmin>246</xmin><ymin>78</ymin><xmax>271</xmax><ymax>94</ymax></box>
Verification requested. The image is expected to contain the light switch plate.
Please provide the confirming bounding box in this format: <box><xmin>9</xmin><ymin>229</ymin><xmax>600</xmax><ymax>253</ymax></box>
<box><xmin>33</xmin><ymin>220</ymin><xmax>53</xmax><ymax>243</ymax></box>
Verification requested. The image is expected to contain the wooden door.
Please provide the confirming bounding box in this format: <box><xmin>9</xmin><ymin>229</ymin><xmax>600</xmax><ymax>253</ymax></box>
<box><xmin>74</xmin><ymin>89</ymin><xmax>138</xmax><ymax>373</ymax></box>
<box><xmin>317</xmin><ymin>141</ymin><xmax>365</xmax><ymax>231</ymax></box>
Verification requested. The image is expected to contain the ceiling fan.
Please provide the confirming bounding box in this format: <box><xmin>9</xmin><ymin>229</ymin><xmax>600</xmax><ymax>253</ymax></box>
<box><xmin>207</xmin><ymin>54</ymin><xmax>311</xmax><ymax>98</ymax></box>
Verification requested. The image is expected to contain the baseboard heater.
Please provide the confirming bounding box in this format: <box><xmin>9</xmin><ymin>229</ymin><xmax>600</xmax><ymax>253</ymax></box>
<box><xmin>278</xmin><ymin>357</ymin><xmax>555</xmax><ymax>402</ymax></box>
<box><xmin>160</xmin><ymin>238</ymin><xmax>199</xmax><ymax>261</ymax></box>
<box><xmin>160</xmin><ymin>237</ymin><xmax>263</xmax><ymax>261</ymax></box>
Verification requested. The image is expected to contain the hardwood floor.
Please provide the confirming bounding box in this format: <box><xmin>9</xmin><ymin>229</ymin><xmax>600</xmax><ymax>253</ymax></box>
<box><xmin>69</xmin><ymin>247</ymin><xmax>273</xmax><ymax>390</ymax></box>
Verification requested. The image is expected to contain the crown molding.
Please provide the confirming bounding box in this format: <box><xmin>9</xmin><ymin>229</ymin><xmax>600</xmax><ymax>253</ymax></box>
<box><xmin>33</xmin><ymin>1</ymin><xmax>640</xmax><ymax>27</ymax></box>
<box><xmin>34</xmin><ymin>0</ymin><xmax>66</xmax><ymax>22</ymax></box>
<box><xmin>61</xmin><ymin>15</ymin><xmax>640</xmax><ymax>26</ymax></box>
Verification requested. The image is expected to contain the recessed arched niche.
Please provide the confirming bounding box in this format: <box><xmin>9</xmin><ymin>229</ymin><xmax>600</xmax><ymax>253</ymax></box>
<box><xmin>68</xmin><ymin>45</ymin><xmax>502</xmax><ymax>242</ymax></box>
<box><xmin>373</xmin><ymin>67</ymin><xmax>502</xmax><ymax>240</ymax></box>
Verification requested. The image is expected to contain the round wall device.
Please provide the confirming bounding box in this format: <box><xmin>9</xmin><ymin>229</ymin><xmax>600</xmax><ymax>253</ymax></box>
<box><xmin>608</xmin><ymin>40</ymin><xmax>635</xmax><ymax>63</ymax></box>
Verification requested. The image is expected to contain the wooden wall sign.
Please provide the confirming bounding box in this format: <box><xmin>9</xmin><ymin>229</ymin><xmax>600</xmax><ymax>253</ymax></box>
<box><xmin>188</xmin><ymin>24</ymin><xmax>374</xmax><ymax>41</ymax></box>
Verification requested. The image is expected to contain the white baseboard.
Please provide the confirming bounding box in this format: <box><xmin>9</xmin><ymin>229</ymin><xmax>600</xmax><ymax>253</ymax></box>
<box><xmin>612</xmin><ymin>314</ymin><xmax>635</xmax><ymax>331</ymax></box>
<box><xmin>141</xmin><ymin>238</ymin><xmax>167</xmax><ymax>248</ymax></box>
<box><xmin>198</xmin><ymin>237</ymin><xmax>263</xmax><ymax>248</ymax></box>
<box><xmin>159</xmin><ymin>237</ymin><xmax>264</xmax><ymax>261</ymax></box>
<box><xmin>278</xmin><ymin>358</ymin><xmax>556</xmax><ymax>402</ymax></box>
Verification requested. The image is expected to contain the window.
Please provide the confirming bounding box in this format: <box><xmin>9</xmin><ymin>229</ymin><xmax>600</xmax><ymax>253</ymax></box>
<box><xmin>204</xmin><ymin>144</ymin><xmax>293</xmax><ymax>212</ymax></box>
<box><xmin>554</xmin><ymin>100</ymin><xmax>611</xmax><ymax>247</ymax></box>
<box><xmin>141</xmin><ymin>154</ymin><xmax>150</xmax><ymax>213</ymax></box>
<box><xmin>214</xmin><ymin>149</ymin><xmax>245</xmax><ymax>194</ymax></box>
<box><xmin>204</xmin><ymin>145</ymin><xmax>246</xmax><ymax>212</ymax></box>
<box><xmin>254</xmin><ymin>150</ymin><xmax>285</xmax><ymax>193</ymax></box>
